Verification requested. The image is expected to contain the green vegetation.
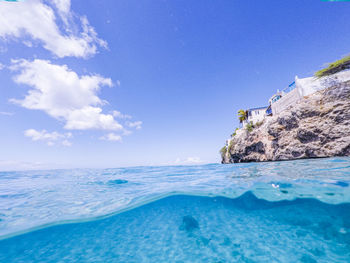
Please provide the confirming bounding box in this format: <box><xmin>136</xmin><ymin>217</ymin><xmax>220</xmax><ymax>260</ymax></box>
<box><xmin>220</xmin><ymin>146</ymin><xmax>227</xmax><ymax>158</ymax></box>
<box><xmin>228</xmin><ymin>140</ymin><xmax>234</xmax><ymax>152</ymax></box>
<box><xmin>255</xmin><ymin>120</ymin><xmax>264</xmax><ymax>128</ymax></box>
<box><xmin>315</xmin><ymin>54</ymin><xmax>350</xmax><ymax>78</ymax></box>
<box><xmin>246</xmin><ymin>122</ymin><xmax>254</xmax><ymax>132</ymax></box>
<box><xmin>231</xmin><ymin>128</ymin><xmax>239</xmax><ymax>137</ymax></box>
<box><xmin>238</xmin><ymin>109</ymin><xmax>247</xmax><ymax>124</ymax></box>
<box><xmin>245</xmin><ymin>120</ymin><xmax>263</xmax><ymax>132</ymax></box>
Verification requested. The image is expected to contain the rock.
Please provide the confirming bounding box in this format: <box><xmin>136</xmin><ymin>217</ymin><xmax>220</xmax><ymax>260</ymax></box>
<box><xmin>181</xmin><ymin>215</ymin><xmax>199</xmax><ymax>232</ymax></box>
<box><xmin>222</xmin><ymin>80</ymin><xmax>350</xmax><ymax>163</ymax></box>
<box><xmin>245</xmin><ymin>141</ymin><xmax>265</xmax><ymax>155</ymax></box>
<box><xmin>277</xmin><ymin>115</ymin><xmax>299</xmax><ymax>130</ymax></box>
<box><xmin>297</xmin><ymin>130</ymin><xmax>319</xmax><ymax>143</ymax></box>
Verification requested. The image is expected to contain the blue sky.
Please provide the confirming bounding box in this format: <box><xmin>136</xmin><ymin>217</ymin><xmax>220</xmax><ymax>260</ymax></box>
<box><xmin>0</xmin><ymin>0</ymin><xmax>350</xmax><ymax>170</ymax></box>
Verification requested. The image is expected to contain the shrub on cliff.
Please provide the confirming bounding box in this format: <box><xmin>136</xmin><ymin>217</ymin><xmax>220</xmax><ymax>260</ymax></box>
<box><xmin>231</xmin><ymin>128</ymin><xmax>239</xmax><ymax>137</ymax></box>
<box><xmin>315</xmin><ymin>54</ymin><xmax>350</xmax><ymax>78</ymax></box>
<box><xmin>246</xmin><ymin>122</ymin><xmax>254</xmax><ymax>132</ymax></box>
<box><xmin>255</xmin><ymin>120</ymin><xmax>264</xmax><ymax>128</ymax></box>
<box><xmin>220</xmin><ymin>146</ymin><xmax>227</xmax><ymax>158</ymax></box>
<box><xmin>228</xmin><ymin>141</ymin><xmax>234</xmax><ymax>152</ymax></box>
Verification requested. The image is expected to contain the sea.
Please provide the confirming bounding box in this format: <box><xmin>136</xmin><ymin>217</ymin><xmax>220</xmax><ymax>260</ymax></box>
<box><xmin>0</xmin><ymin>157</ymin><xmax>350</xmax><ymax>262</ymax></box>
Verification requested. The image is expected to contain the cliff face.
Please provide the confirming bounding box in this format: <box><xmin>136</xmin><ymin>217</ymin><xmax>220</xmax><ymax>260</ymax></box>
<box><xmin>222</xmin><ymin>80</ymin><xmax>350</xmax><ymax>163</ymax></box>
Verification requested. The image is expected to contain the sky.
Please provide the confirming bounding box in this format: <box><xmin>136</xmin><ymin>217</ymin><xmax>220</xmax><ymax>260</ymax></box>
<box><xmin>0</xmin><ymin>0</ymin><xmax>350</xmax><ymax>170</ymax></box>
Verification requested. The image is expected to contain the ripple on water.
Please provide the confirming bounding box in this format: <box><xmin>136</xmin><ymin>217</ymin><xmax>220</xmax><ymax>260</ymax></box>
<box><xmin>106</xmin><ymin>179</ymin><xmax>128</xmax><ymax>185</ymax></box>
<box><xmin>0</xmin><ymin>194</ymin><xmax>349</xmax><ymax>262</ymax></box>
<box><xmin>0</xmin><ymin>157</ymin><xmax>350</xmax><ymax>239</ymax></box>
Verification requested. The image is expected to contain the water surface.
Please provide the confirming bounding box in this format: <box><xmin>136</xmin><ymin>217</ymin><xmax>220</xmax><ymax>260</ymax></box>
<box><xmin>0</xmin><ymin>158</ymin><xmax>350</xmax><ymax>262</ymax></box>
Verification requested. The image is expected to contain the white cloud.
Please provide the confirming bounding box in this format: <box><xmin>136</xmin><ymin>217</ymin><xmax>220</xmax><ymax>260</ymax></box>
<box><xmin>126</xmin><ymin>121</ymin><xmax>142</xmax><ymax>130</ymax></box>
<box><xmin>52</xmin><ymin>0</ymin><xmax>71</xmax><ymax>20</ymax></box>
<box><xmin>0</xmin><ymin>159</ymin><xmax>70</xmax><ymax>171</ymax></box>
<box><xmin>10</xmin><ymin>59</ymin><xmax>124</xmax><ymax>131</ymax></box>
<box><xmin>0</xmin><ymin>0</ymin><xmax>106</xmax><ymax>58</ymax></box>
<box><xmin>62</xmin><ymin>139</ymin><xmax>72</xmax><ymax>147</ymax></box>
<box><xmin>185</xmin><ymin>157</ymin><xmax>204</xmax><ymax>164</ymax></box>
<box><xmin>24</xmin><ymin>129</ymin><xmax>72</xmax><ymax>146</ymax></box>
<box><xmin>64</xmin><ymin>107</ymin><xmax>122</xmax><ymax>130</ymax></box>
<box><xmin>0</xmin><ymin>160</ymin><xmax>46</xmax><ymax>171</ymax></box>
<box><xmin>0</xmin><ymin>111</ymin><xmax>13</xmax><ymax>116</ymax></box>
<box><xmin>112</xmin><ymin>110</ymin><xmax>132</xmax><ymax>119</ymax></box>
<box><xmin>23</xmin><ymin>40</ymin><xmax>33</xmax><ymax>48</ymax></box>
<box><xmin>99</xmin><ymin>133</ymin><xmax>122</xmax><ymax>142</ymax></box>
<box><xmin>174</xmin><ymin>157</ymin><xmax>205</xmax><ymax>165</ymax></box>
<box><xmin>0</xmin><ymin>62</ymin><xmax>4</xmax><ymax>70</ymax></box>
<box><xmin>122</xmin><ymin>129</ymin><xmax>133</xmax><ymax>136</ymax></box>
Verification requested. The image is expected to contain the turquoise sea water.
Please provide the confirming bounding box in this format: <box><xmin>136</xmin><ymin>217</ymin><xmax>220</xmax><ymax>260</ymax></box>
<box><xmin>0</xmin><ymin>158</ymin><xmax>350</xmax><ymax>262</ymax></box>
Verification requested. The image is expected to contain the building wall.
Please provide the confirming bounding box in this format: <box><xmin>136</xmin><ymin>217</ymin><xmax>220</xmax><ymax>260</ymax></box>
<box><xmin>296</xmin><ymin>70</ymin><xmax>350</xmax><ymax>97</ymax></box>
<box><xmin>234</xmin><ymin>70</ymin><xmax>350</xmax><ymax>138</ymax></box>
<box><xmin>271</xmin><ymin>88</ymin><xmax>301</xmax><ymax>115</ymax></box>
<box><xmin>243</xmin><ymin>108</ymin><xmax>266</xmax><ymax>126</ymax></box>
<box><xmin>272</xmin><ymin>70</ymin><xmax>350</xmax><ymax>115</ymax></box>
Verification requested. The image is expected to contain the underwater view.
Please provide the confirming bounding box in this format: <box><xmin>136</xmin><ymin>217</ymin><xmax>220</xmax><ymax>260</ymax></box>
<box><xmin>1</xmin><ymin>0</ymin><xmax>350</xmax><ymax>262</ymax></box>
<box><xmin>0</xmin><ymin>158</ymin><xmax>350</xmax><ymax>262</ymax></box>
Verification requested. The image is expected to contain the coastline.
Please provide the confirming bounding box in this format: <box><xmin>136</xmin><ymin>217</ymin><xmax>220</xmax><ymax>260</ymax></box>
<box><xmin>222</xmin><ymin>75</ymin><xmax>350</xmax><ymax>163</ymax></box>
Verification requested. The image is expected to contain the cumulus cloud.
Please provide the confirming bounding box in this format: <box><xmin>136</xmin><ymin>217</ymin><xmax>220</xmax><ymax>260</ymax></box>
<box><xmin>61</xmin><ymin>140</ymin><xmax>72</xmax><ymax>147</ymax></box>
<box><xmin>10</xmin><ymin>59</ymin><xmax>123</xmax><ymax>131</ymax></box>
<box><xmin>24</xmin><ymin>129</ymin><xmax>72</xmax><ymax>146</ymax></box>
<box><xmin>52</xmin><ymin>0</ymin><xmax>71</xmax><ymax>21</ymax></box>
<box><xmin>99</xmin><ymin>133</ymin><xmax>122</xmax><ymax>142</ymax></box>
<box><xmin>126</xmin><ymin>121</ymin><xmax>142</xmax><ymax>130</ymax></box>
<box><xmin>175</xmin><ymin>157</ymin><xmax>204</xmax><ymax>165</ymax></box>
<box><xmin>112</xmin><ymin>110</ymin><xmax>132</xmax><ymax>119</ymax></box>
<box><xmin>0</xmin><ymin>0</ymin><xmax>106</xmax><ymax>58</ymax></box>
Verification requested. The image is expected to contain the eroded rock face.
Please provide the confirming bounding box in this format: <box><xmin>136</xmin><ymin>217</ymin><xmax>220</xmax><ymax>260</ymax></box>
<box><xmin>222</xmin><ymin>81</ymin><xmax>350</xmax><ymax>163</ymax></box>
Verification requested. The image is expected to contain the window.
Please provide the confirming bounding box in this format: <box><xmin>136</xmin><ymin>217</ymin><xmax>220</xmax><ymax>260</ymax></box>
<box><xmin>272</xmin><ymin>95</ymin><xmax>281</xmax><ymax>103</ymax></box>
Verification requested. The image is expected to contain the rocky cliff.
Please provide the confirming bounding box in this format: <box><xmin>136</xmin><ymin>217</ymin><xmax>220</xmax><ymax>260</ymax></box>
<box><xmin>222</xmin><ymin>80</ymin><xmax>350</xmax><ymax>163</ymax></box>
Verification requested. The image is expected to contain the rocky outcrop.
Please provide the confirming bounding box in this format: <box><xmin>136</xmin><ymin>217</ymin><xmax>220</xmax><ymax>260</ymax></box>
<box><xmin>222</xmin><ymin>80</ymin><xmax>350</xmax><ymax>163</ymax></box>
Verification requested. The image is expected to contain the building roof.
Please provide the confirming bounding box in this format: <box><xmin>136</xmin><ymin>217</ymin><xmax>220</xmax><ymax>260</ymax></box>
<box><xmin>247</xmin><ymin>106</ymin><xmax>268</xmax><ymax>111</ymax></box>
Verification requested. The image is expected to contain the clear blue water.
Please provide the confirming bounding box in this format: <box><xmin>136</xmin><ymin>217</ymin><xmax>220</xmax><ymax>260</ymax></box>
<box><xmin>0</xmin><ymin>158</ymin><xmax>350</xmax><ymax>262</ymax></box>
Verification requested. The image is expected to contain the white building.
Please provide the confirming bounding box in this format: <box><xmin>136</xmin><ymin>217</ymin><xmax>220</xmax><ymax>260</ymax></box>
<box><xmin>269</xmin><ymin>82</ymin><xmax>300</xmax><ymax>115</ymax></box>
<box><xmin>237</xmin><ymin>70</ymin><xmax>350</xmax><ymax>132</ymax></box>
<box><xmin>270</xmin><ymin>70</ymin><xmax>350</xmax><ymax>115</ymax></box>
<box><xmin>242</xmin><ymin>106</ymin><xmax>268</xmax><ymax>126</ymax></box>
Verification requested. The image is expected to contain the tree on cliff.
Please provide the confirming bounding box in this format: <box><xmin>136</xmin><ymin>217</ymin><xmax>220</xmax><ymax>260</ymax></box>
<box><xmin>238</xmin><ymin>109</ymin><xmax>247</xmax><ymax>123</ymax></box>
